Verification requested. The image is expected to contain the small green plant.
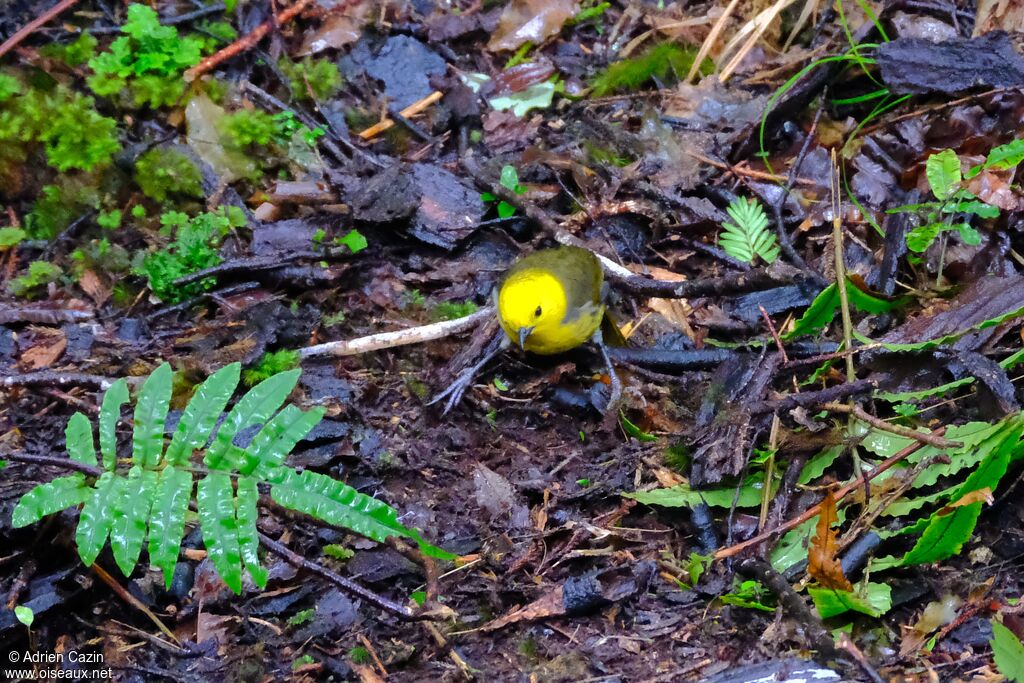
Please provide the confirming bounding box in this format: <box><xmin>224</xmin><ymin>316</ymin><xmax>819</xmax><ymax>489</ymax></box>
<box><xmin>718</xmin><ymin>579</ymin><xmax>774</xmax><ymax>612</ymax></box>
<box><xmin>70</xmin><ymin>238</ymin><xmax>131</xmax><ymax>280</ymax></box>
<box><xmin>322</xmin><ymin>544</ymin><xmax>354</xmax><ymax>561</ymax></box>
<box><xmin>889</xmin><ymin>145</ymin><xmax>1018</xmax><ymax>256</ymax></box>
<box><xmin>218</xmin><ymin>109</ymin><xmax>326</xmax><ymax>171</ymax></box>
<box><xmin>287</xmin><ymin>608</ymin><xmax>315</xmax><ymax>627</ymax></box>
<box><xmin>88</xmin><ymin>4</ymin><xmax>204</xmax><ymax>108</ymax></box>
<box><xmin>335</xmin><ymin>229</ymin><xmax>367</xmax><ymax>253</ymax></box>
<box><xmin>292</xmin><ymin>654</ymin><xmax>316</xmax><ymax>670</ymax></box>
<box><xmin>274</xmin><ymin>111</ymin><xmax>326</xmax><ymax>147</ymax></box>
<box><xmin>278</xmin><ymin>57</ymin><xmax>343</xmax><ymax>101</ymax></box>
<box><xmin>0</xmin><ymin>78</ymin><xmax>119</xmax><ymax>174</ymax></box>
<box><xmin>481</xmin><ymin>165</ymin><xmax>525</xmax><ymax>218</ymax></box>
<box><xmin>348</xmin><ymin>646</ymin><xmax>372</xmax><ymax>665</ymax></box>
<box><xmin>97</xmin><ymin>210</ymin><xmax>123</xmax><ymax>230</ymax></box>
<box><xmin>42</xmin><ymin>32</ymin><xmax>98</xmax><ymax>66</ymax></box>
<box><xmin>24</xmin><ymin>179</ymin><xmax>102</xmax><ymax>240</ymax></box>
<box><xmin>569</xmin><ymin>1</ymin><xmax>611</xmax><ymax>26</ymax></box>
<box><xmin>244</xmin><ymin>350</ymin><xmax>300</xmax><ymax>386</ymax></box>
<box><xmin>405</xmin><ymin>288</ymin><xmax>426</xmax><ymax>309</ymax></box>
<box><xmin>322</xmin><ymin>311</ymin><xmax>346</xmax><ymax>327</ymax></box>
<box><xmin>219</xmin><ymin>109</ymin><xmax>279</xmax><ymax>147</ymax></box>
<box><xmin>0</xmin><ymin>227</ymin><xmax>26</xmax><ymax>249</ymax></box>
<box><xmin>9</xmin><ymin>261</ymin><xmax>62</xmax><ymax>298</ymax></box>
<box><xmin>138</xmin><ymin>207</ymin><xmax>246</xmax><ymax>303</ymax></box>
<box><xmin>718</xmin><ymin>197</ymin><xmax>779</xmax><ymax>265</ymax></box>
<box><xmin>135</xmin><ymin>148</ymin><xmax>204</xmax><ymax>202</ymax></box>
<box><xmin>590</xmin><ymin>42</ymin><xmax>711</xmax><ymax>97</ymax></box>
<box><xmin>430</xmin><ymin>300</ymin><xmax>478</xmax><ymax>321</ymax></box>
<box><xmin>11</xmin><ymin>363</ymin><xmax>451</xmax><ymax>594</ymax></box>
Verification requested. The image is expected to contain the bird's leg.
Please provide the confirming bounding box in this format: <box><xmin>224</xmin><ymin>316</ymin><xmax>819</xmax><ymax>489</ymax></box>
<box><xmin>591</xmin><ymin>328</ymin><xmax>622</xmax><ymax>414</ymax></box>
<box><xmin>428</xmin><ymin>330</ymin><xmax>508</xmax><ymax>415</ymax></box>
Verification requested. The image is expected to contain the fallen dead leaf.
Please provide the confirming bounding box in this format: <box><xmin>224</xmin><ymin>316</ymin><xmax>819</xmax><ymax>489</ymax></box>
<box><xmin>488</xmin><ymin>0</ymin><xmax>578</xmax><ymax>52</ymax></box>
<box><xmin>937</xmin><ymin>487</ymin><xmax>993</xmax><ymax>516</ymax></box>
<box><xmin>78</xmin><ymin>269</ymin><xmax>111</xmax><ymax>307</ymax></box>
<box><xmin>808</xmin><ymin>490</ymin><xmax>853</xmax><ymax>591</ymax></box>
<box><xmin>19</xmin><ymin>330</ymin><xmax>67</xmax><ymax>370</ymax></box>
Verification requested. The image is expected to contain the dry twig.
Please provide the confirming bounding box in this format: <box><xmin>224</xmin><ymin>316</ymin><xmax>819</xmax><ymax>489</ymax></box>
<box><xmin>359</xmin><ymin>91</ymin><xmax>443</xmax><ymax>140</ymax></box>
<box><xmin>183</xmin><ymin>0</ymin><xmax>314</xmax><ymax>82</ymax></box>
<box><xmin>299</xmin><ymin>306</ymin><xmax>494</xmax><ymax>358</ymax></box>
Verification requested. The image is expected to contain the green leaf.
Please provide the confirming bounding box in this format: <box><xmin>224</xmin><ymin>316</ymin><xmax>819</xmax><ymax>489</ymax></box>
<box><xmin>845</xmin><ymin>281</ymin><xmax>907</xmax><ymax>314</ymax></box>
<box><xmin>620</xmin><ymin>414</ymin><xmax>658</xmax><ymax>442</ymax></box>
<box><xmin>625</xmin><ymin>480</ymin><xmax>767</xmax><ymax>508</ymax></box>
<box><xmin>109</xmin><ymin>466</ymin><xmax>156</xmax><ymax>576</ymax></box>
<box><xmin>499</xmin><ymin>165</ymin><xmax>520</xmax><ymax>193</ymax></box>
<box><xmin>901</xmin><ymin>422</ymin><xmax>1023</xmax><ymax>565</ymax></box>
<box><xmin>881</xmin><ymin>485</ymin><xmax>957</xmax><ymax>517</ymax></box>
<box><xmin>809</xmin><ymin>582</ymin><xmax>892</xmax><ymax>618</ymax></box>
<box><xmin>490</xmin><ymin>81</ymin><xmax>557</xmax><ymax>117</ymax></box>
<box><xmin>241</xmin><ymin>405</ymin><xmax>325</xmax><ymax>477</ymax></box>
<box><xmin>783</xmin><ymin>284</ymin><xmax>838</xmax><ymax>339</ymax></box>
<box><xmin>497</xmin><ymin>201</ymin><xmax>516</xmax><ymax>218</ymax></box>
<box><xmin>76</xmin><ymin>472</ymin><xmax>120</xmax><ymax>566</ymax></box>
<box><xmin>14</xmin><ymin>605</ymin><xmax>34</xmax><ymax>627</ymax></box>
<box><xmin>99</xmin><ymin>378</ymin><xmax>129</xmax><ymax>470</ymax></box>
<box><xmin>783</xmin><ymin>280</ymin><xmax>906</xmax><ymax>340</ymax></box>
<box><xmin>719</xmin><ymin>579</ymin><xmax>774</xmax><ymax>612</ymax></box>
<box><xmin>926</xmin><ymin>149</ymin><xmax>961</xmax><ymax>200</ymax></box>
<box><xmin>771</xmin><ymin>516</ymin><xmax>816</xmax><ymax>574</ymax></box>
<box><xmin>11</xmin><ymin>474</ymin><xmax>88</xmax><ymax>527</ymax></box>
<box><xmin>991</xmin><ymin>621</ymin><xmax>1024</xmax><ymax>682</ymax></box>
<box><xmin>269</xmin><ymin>469</ymin><xmax>453</xmax><ymax>560</ymax></box>
<box><xmin>337</xmin><ymin>229</ymin><xmax>367</xmax><ymax>254</ymax></box>
<box><xmin>799</xmin><ymin>445</ymin><xmax>843</xmax><ymax>484</ymax></box>
<box><xmin>165</xmin><ymin>363</ymin><xmax>240</xmax><ymax>466</ymax></box>
<box><xmin>943</xmin><ymin>199</ymin><xmax>1000</xmax><ymax>219</ymax></box>
<box><xmin>235</xmin><ymin>476</ymin><xmax>268</xmax><ymax>589</ymax></box>
<box><xmin>0</xmin><ymin>227</ymin><xmax>26</xmax><ymax>248</ymax></box>
<box><xmin>205</xmin><ymin>369</ymin><xmax>301</xmax><ymax>470</ymax></box>
<box><xmin>197</xmin><ymin>472</ymin><xmax>243</xmax><ymax>593</ymax></box>
<box><xmin>66</xmin><ymin>412</ymin><xmax>97</xmax><ymax>467</ymax></box>
<box><xmin>956</xmin><ymin>223</ymin><xmax>982</xmax><ymax>246</ymax></box>
<box><xmin>719</xmin><ymin>197</ymin><xmax>778</xmax><ymax>265</ymax></box>
<box><xmin>148</xmin><ymin>467</ymin><xmax>193</xmax><ymax>588</ymax></box>
<box><xmin>968</xmin><ymin>138</ymin><xmax>1024</xmax><ymax>178</ymax></box>
<box><xmin>906</xmin><ymin>222</ymin><xmax>943</xmax><ymax>253</ymax></box>
<box><xmin>132</xmin><ymin>363</ymin><xmax>172</xmax><ymax>468</ymax></box>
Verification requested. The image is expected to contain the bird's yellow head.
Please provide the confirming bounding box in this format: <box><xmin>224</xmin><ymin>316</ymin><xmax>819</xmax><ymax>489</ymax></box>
<box><xmin>496</xmin><ymin>269</ymin><xmax>568</xmax><ymax>352</ymax></box>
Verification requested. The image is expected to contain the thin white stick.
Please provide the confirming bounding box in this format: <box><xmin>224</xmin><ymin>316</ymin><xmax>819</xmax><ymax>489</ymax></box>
<box><xmin>552</xmin><ymin>232</ymin><xmax>634</xmax><ymax>279</ymax></box>
<box><xmin>299</xmin><ymin>307</ymin><xmax>495</xmax><ymax>359</ymax></box>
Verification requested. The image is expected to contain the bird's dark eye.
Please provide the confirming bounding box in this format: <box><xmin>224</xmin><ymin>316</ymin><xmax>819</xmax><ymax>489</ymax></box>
<box><xmin>535</xmin><ymin>306</ymin><xmax>543</xmax><ymax>317</ymax></box>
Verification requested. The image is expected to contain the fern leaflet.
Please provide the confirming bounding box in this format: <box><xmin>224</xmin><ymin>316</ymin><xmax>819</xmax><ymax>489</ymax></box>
<box><xmin>719</xmin><ymin>196</ymin><xmax>779</xmax><ymax>265</ymax></box>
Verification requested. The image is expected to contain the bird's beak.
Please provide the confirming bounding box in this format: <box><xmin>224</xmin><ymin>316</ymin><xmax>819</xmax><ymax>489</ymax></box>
<box><xmin>517</xmin><ymin>326</ymin><xmax>535</xmax><ymax>350</ymax></box>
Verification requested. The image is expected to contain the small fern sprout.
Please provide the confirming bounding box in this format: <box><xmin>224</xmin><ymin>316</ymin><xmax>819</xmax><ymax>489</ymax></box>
<box><xmin>719</xmin><ymin>197</ymin><xmax>779</xmax><ymax>266</ymax></box>
<box><xmin>12</xmin><ymin>362</ymin><xmax>452</xmax><ymax>594</ymax></box>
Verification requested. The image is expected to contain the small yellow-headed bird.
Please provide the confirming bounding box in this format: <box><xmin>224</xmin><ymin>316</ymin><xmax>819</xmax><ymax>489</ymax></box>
<box><xmin>495</xmin><ymin>246</ymin><xmax>605</xmax><ymax>354</ymax></box>
<box><xmin>432</xmin><ymin>245</ymin><xmax>620</xmax><ymax>414</ymax></box>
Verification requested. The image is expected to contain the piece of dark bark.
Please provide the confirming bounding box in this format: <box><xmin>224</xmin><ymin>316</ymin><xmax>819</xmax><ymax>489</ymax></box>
<box><xmin>878</xmin><ymin>32</ymin><xmax>1024</xmax><ymax>95</ymax></box>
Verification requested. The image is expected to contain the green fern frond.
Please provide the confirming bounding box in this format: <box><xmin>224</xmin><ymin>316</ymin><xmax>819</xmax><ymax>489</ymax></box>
<box><xmin>719</xmin><ymin>197</ymin><xmax>779</xmax><ymax>265</ymax></box>
<box><xmin>11</xmin><ymin>362</ymin><xmax>453</xmax><ymax>594</ymax></box>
